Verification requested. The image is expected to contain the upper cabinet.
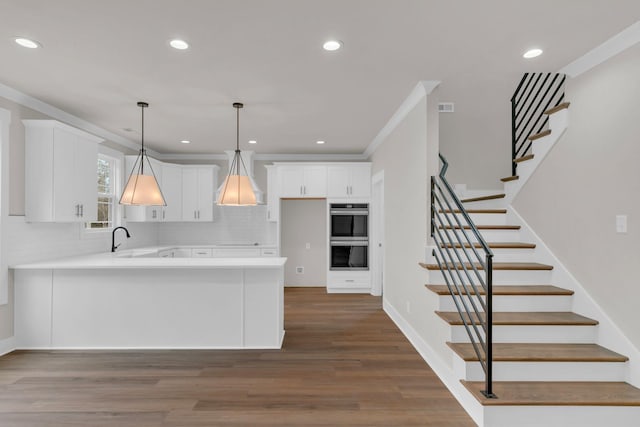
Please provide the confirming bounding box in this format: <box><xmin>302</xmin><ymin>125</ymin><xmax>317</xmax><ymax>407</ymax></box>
<box><xmin>327</xmin><ymin>164</ymin><xmax>371</xmax><ymax>198</ymax></box>
<box><xmin>161</xmin><ymin>163</ymin><xmax>183</xmax><ymax>222</ymax></box>
<box><xmin>182</xmin><ymin>166</ymin><xmax>216</xmax><ymax>222</ymax></box>
<box><xmin>278</xmin><ymin>165</ymin><xmax>327</xmax><ymax>198</ymax></box>
<box><xmin>265</xmin><ymin>165</ymin><xmax>279</xmax><ymax>222</ymax></box>
<box><xmin>24</xmin><ymin>120</ymin><xmax>103</xmax><ymax>222</ymax></box>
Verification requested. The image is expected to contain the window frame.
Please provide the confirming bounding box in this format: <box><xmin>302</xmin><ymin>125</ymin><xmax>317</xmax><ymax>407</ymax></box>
<box><xmin>83</xmin><ymin>147</ymin><xmax>123</xmax><ymax>235</ymax></box>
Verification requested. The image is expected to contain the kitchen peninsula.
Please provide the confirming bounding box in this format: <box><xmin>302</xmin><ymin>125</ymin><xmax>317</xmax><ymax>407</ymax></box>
<box><xmin>12</xmin><ymin>251</ymin><xmax>286</xmax><ymax>350</ymax></box>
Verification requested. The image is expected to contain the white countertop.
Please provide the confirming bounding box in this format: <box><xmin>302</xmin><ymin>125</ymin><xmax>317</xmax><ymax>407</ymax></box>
<box><xmin>11</xmin><ymin>246</ymin><xmax>286</xmax><ymax>270</ymax></box>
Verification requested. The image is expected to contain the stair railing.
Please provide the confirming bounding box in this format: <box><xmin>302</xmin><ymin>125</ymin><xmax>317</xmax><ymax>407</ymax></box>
<box><xmin>430</xmin><ymin>154</ymin><xmax>496</xmax><ymax>398</ymax></box>
<box><xmin>511</xmin><ymin>72</ymin><xmax>566</xmax><ymax>175</ymax></box>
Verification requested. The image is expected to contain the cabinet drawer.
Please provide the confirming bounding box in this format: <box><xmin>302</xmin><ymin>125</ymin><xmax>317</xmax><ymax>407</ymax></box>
<box><xmin>216</xmin><ymin>248</ymin><xmax>261</xmax><ymax>257</ymax></box>
<box><xmin>328</xmin><ymin>272</ymin><xmax>370</xmax><ymax>288</ymax></box>
<box><xmin>191</xmin><ymin>248</ymin><xmax>213</xmax><ymax>258</ymax></box>
<box><xmin>261</xmin><ymin>248</ymin><xmax>277</xmax><ymax>257</ymax></box>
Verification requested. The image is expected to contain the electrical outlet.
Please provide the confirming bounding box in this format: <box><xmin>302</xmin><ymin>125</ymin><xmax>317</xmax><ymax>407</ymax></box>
<box><xmin>616</xmin><ymin>215</ymin><xmax>627</xmax><ymax>233</ymax></box>
<box><xmin>305</xmin><ymin>243</ymin><xmax>311</xmax><ymax>249</ymax></box>
<box><xmin>296</xmin><ymin>266</ymin><xmax>304</xmax><ymax>274</ymax></box>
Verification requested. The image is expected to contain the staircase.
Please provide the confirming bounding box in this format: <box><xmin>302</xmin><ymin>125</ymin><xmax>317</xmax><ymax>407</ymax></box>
<box><xmin>423</xmin><ymin>101</ymin><xmax>640</xmax><ymax>426</ymax></box>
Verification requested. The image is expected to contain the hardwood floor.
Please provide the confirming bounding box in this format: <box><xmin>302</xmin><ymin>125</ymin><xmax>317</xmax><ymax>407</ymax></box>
<box><xmin>0</xmin><ymin>287</ymin><xmax>475</xmax><ymax>426</ymax></box>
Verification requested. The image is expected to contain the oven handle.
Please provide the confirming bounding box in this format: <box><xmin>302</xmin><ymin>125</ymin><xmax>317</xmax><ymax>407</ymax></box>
<box><xmin>330</xmin><ymin>210</ymin><xmax>369</xmax><ymax>215</ymax></box>
<box><xmin>330</xmin><ymin>241</ymin><xmax>369</xmax><ymax>247</ymax></box>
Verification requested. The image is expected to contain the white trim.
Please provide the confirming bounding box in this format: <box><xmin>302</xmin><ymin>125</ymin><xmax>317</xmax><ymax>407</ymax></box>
<box><xmin>370</xmin><ymin>170</ymin><xmax>385</xmax><ymax>296</ymax></box>
<box><xmin>0</xmin><ymin>108</ymin><xmax>9</xmax><ymax>305</ymax></box>
<box><xmin>0</xmin><ymin>336</ymin><xmax>16</xmax><ymax>356</ymax></box>
<box><xmin>559</xmin><ymin>20</ymin><xmax>640</xmax><ymax>77</ymax></box>
<box><xmin>383</xmin><ymin>298</ymin><xmax>484</xmax><ymax>426</ymax></box>
<box><xmin>156</xmin><ymin>152</ymin><xmax>368</xmax><ymax>162</ymax></box>
<box><xmin>0</xmin><ymin>82</ymin><xmax>149</xmax><ymax>155</ymax></box>
<box><xmin>363</xmin><ymin>80</ymin><xmax>440</xmax><ymax>159</ymax></box>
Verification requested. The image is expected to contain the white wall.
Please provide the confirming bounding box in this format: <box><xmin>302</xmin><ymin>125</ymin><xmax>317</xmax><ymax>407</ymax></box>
<box><xmin>513</xmin><ymin>43</ymin><xmax>640</xmax><ymax>349</ymax></box>
<box><xmin>368</xmin><ymin>88</ymin><xmax>452</xmax><ymax>366</ymax></box>
<box><xmin>280</xmin><ymin>199</ymin><xmax>327</xmax><ymax>286</ymax></box>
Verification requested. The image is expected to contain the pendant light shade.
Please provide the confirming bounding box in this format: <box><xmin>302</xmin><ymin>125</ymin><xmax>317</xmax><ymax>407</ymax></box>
<box><xmin>217</xmin><ymin>103</ymin><xmax>257</xmax><ymax>206</ymax></box>
<box><xmin>119</xmin><ymin>102</ymin><xmax>166</xmax><ymax>206</ymax></box>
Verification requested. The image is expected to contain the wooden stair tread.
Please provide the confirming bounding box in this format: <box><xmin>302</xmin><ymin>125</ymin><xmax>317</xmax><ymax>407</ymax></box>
<box><xmin>425</xmin><ymin>284</ymin><xmax>573</xmax><ymax>296</ymax></box>
<box><xmin>500</xmin><ymin>175</ymin><xmax>519</xmax><ymax>182</ymax></box>
<box><xmin>461</xmin><ymin>193</ymin><xmax>505</xmax><ymax>203</ymax></box>
<box><xmin>438</xmin><ymin>224</ymin><xmax>520</xmax><ymax>230</ymax></box>
<box><xmin>528</xmin><ymin>129</ymin><xmax>551</xmax><ymax>141</ymax></box>
<box><xmin>544</xmin><ymin>101</ymin><xmax>571</xmax><ymax>115</ymax></box>
<box><xmin>439</xmin><ymin>209</ymin><xmax>507</xmax><ymax>214</ymax></box>
<box><xmin>435</xmin><ymin>311</ymin><xmax>598</xmax><ymax>326</ymax></box>
<box><xmin>441</xmin><ymin>242</ymin><xmax>535</xmax><ymax>249</ymax></box>
<box><xmin>513</xmin><ymin>154</ymin><xmax>534</xmax><ymax>163</ymax></box>
<box><xmin>462</xmin><ymin>381</ymin><xmax>640</xmax><ymax>406</ymax></box>
<box><xmin>447</xmin><ymin>343</ymin><xmax>628</xmax><ymax>362</ymax></box>
<box><xmin>420</xmin><ymin>262</ymin><xmax>553</xmax><ymax>271</ymax></box>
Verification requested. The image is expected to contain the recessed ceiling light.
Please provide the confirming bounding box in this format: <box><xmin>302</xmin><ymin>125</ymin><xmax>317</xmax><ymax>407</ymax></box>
<box><xmin>323</xmin><ymin>40</ymin><xmax>342</xmax><ymax>51</ymax></box>
<box><xmin>15</xmin><ymin>37</ymin><xmax>40</xmax><ymax>49</ymax></box>
<box><xmin>316</xmin><ymin>140</ymin><xmax>325</xmax><ymax>145</ymax></box>
<box><xmin>248</xmin><ymin>140</ymin><xmax>257</xmax><ymax>144</ymax></box>
<box><xmin>180</xmin><ymin>140</ymin><xmax>191</xmax><ymax>144</ymax></box>
<box><xmin>523</xmin><ymin>48</ymin><xmax>543</xmax><ymax>59</ymax></box>
<box><xmin>169</xmin><ymin>39</ymin><xmax>189</xmax><ymax>50</ymax></box>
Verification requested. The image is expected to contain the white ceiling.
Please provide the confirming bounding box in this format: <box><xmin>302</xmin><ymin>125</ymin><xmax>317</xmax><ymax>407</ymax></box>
<box><xmin>1</xmin><ymin>0</ymin><xmax>639</xmax><ymax>156</ymax></box>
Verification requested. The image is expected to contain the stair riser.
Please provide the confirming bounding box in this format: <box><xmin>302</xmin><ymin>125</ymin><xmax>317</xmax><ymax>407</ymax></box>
<box><xmin>428</xmin><ymin>269</ymin><xmax>552</xmax><ymax>285</ymax></box>
<box><xmin>438</xmin><ymin>295</ymin><xmax>572</xmax><ymax>312</ymax></box>
<box><xmin>441</xmin><ymin>229</ymin><xmax>521</xmax><ymax>242</ymax></box>
<box><xmin>435</xmin><ymin>248</ymin><xmax>536</xmax><ymax>263</ymax></box>
<box><xmin>484</xmin><ymin>405</ymin><xmax>640</xmax><ymax>427</ymax></box>
<box><xmin>440</xmin><ymin>213</ymin><xmax>507</xmax><ymax>226</ymax></box>
<box><xmin>449</xmin><ymin>325</ymin><xmax>597</xmax><ymax>344</ymax></box>
<box><xmin>455</xmin><ymin>358</ymin><xmax>626</xmax><ymax>382</ymax></box>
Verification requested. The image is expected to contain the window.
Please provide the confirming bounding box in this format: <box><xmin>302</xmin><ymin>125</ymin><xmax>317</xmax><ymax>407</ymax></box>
<box><xmin>86</xmin><ymin>154</ymin><xmax>117</xmax><ymax>230</ymax></box>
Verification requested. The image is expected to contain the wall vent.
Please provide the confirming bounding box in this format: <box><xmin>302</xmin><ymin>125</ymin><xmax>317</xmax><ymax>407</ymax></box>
<box><xmin>438</xmin><ymin>102</ymin><xmax>455</xmax><ymax>113</ymax></box>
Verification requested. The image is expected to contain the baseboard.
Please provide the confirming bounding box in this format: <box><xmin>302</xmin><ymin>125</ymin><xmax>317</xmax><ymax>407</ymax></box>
<box><xmin>382</xmin><ymin>298</ymin><xmax>483</xmax><ymax>426</ymax></box>
<box><xmin>0</xmin><ymin>336</ymin><xmax>16</xmax><ymax>356</ymax></box>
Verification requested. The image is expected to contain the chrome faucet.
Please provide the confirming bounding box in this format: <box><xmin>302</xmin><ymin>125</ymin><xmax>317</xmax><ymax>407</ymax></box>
<box><xmin>111</xmin><ymin>226</ymin><xmax>131</xmax><ymax>252</ymax></box>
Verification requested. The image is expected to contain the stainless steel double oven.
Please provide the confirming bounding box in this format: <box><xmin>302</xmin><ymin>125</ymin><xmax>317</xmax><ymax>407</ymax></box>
<box><xmin>329</xmin><ymin>203</ymin><xmax>369</xmax><ymax>270</ymax></box>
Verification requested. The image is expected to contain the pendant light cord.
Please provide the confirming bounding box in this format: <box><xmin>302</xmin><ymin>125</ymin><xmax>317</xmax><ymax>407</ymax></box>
<box><xmin>236</xmin><ymin>104</ymin><xmax>240</xmax><ymax>175</ymax></box>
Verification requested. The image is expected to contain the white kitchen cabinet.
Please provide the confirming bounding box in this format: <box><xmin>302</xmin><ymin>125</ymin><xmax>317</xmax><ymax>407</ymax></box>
<box><xmin>160</xmin><ymin>163</ymin><xmax>182</xmax><ymax>221</ymax></box>
<box><xmin>278</xmin><ymin>165</ymin><xmax>327</xmax><ymax>198</ymax></box>
<box><xmin>265</xmin><ymin>165</ymin><xmax>279</xmax><ymax>222</ymax></box>
<box><xmin>182</xmin><ymin>166</ymin><xmax>217</xmax><ymax>222</ymax></box>
<box><xmin>327</xmin><ymin>164</ymin><xmax>371</xmax><ymax>198</ymax></box>
<box><xmin>24</xmin><ymin>120</ymin><xmax>103</xmax><ymax>222</ymax></box>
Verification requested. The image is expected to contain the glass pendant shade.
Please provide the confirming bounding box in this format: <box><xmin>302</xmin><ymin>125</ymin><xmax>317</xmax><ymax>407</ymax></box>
<box><xmin>217</xmin><ymin>102</ymin><xmax>257</xmax><ymax>206</ymax></box>
<box><xmin>119</xmin><ymin>102</ymin><xmax>166</xmax><ymax>206</ymax></box>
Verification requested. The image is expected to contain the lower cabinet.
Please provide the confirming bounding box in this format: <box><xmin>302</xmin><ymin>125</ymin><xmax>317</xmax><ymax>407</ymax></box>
<box><xmin>326</xmin><ymin>271</ymin><xmax>371</xmax><ymax>293</ymax></box>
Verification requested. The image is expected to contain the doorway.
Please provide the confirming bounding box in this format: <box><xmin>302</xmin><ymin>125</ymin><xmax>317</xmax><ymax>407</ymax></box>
<box><xmin>371</xmin><ymin>171</ymin><xmax>384</xmax><ymax>296</ymax></box>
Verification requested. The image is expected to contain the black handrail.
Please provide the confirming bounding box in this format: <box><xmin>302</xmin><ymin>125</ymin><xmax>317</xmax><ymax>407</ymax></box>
<box><xmin>431</xmin><ymin>154</ymin><xmax>496</xmax><ymax>398</ymax></box>
<box><xmin>511</xmin><ymin>73</ymin><xmax>566</xmax><ymax>175</ymax></box>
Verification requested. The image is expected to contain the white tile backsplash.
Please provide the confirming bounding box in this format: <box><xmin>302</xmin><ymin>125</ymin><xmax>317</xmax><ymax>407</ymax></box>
<box><xmin>158</xmin><ymin>205</ymin><xmax>276</xmax><ymax>246</ymax></box>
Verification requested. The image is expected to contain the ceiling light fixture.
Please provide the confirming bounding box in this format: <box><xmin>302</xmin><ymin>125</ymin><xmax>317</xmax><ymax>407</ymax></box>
<box><xmin>523</xmin><ymin>48</ymin><xmax>543</xmax><ymax>59</ymax></box>
<box><xmin>180</xmin><ymin>140</ymin><xmax>191</xmax><ymax>144</ymax></box>
<box><xmin>316</xmin><ymin>140</ymin><xmax>325</xmax><ymax>144</ymax></box>
<box><xmin>323</xmin><ymin>40</ymin><xmax>342</xmax><ymax>51</ymax></box>
<box><xmin>15</xmin><ymin>37</ymin><xmax>40</xmax><ymax>49</ymax></box>
<box><xmin>217</xmin><ymin>103</ymin><xmax>257</xmax><ymax>206</ymax></box>
<box><xmin>119</xmin><ymin>102</ymin><xmax>166</xmax><ymax>206</ymax></box>
<box><xmin>248</xmin><ymin>140</ymin><xmax>257</xmax><ymax>144</ymax></box>
<box><xmin>169</xmin><ymin>39</ymin><xmax>189</xmax><ymax>50</ymax></box>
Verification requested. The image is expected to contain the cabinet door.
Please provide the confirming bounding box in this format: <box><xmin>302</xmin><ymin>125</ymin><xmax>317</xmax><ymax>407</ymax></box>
<box><xmin>349</xmin><ymin>166</ymin><xmax>371</xmax><ymax>198</ymax></box>
<box><xmin>161</xmin><ymin>164</ymin><xmax>182</xmax><ymax>221</ymax></box>
<box><xmin>278</xmin><ymin>166</ymin><xmax>304</xmax><ymax>197</ymax></box>
<box><xmin>197</xmin><ymin>167</ymin><xmax>214</xmax><ymax>221</ymax></box>
<box><xmin>181</xmin><ymin>168</ymin><xmax>199</xmax><ymax>221</ymax></box>
<box><xmin>302</xmin><ymin>166</ymin><xmax>327</xmax><ymax>197</ymax></box>
<box><xmin>327</xmin><ymin>166</ymin><xmax>350</xmax><ymax>198</ymax></box>
<box><xmin>74</xmin><ymin>136</ymin><xmax>98</xmax><ymax>221</ymax></box>
<box><xmin>52</xmin><ymin>128</ymin><xmax>80</xmax><ymax>222</ymax></box>
<box><xmin>266</xmin><ymin>166</ymin><xmax>279</xmax><ymax>222</ymax></box>
<box><xmin>144</xmin><ymin>159</ymin><xmax>163</xmax><ymax>222</ymax></box>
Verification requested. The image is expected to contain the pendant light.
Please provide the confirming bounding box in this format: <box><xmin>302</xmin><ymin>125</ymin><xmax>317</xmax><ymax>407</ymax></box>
<box><xmin>119</xmin><ymin>102</ymin><xmax>166</xmax><ymax>206</ymax></box>
<box><xmin>217</xmin><ymin>102</ymin><xmax>257</xmax><ymax>206</ymax></box>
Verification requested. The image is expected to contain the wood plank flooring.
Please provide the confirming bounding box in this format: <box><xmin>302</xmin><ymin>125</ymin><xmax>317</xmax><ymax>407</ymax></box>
<box><xmin>0</xmin><ymin>287</ymin><xmax>475</xmax><ymax>427</ymax></box>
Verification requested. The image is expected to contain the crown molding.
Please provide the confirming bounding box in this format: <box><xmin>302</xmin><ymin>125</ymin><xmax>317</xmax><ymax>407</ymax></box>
<box><xmin>560</xmin><ymin>20</ymin><xmax>640</xmax><ymax>78</ymax></box>
<box><xmin>363</xmin><ymin>80</ymin><xmax>440</xmax><ymax>159</ymax></box>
